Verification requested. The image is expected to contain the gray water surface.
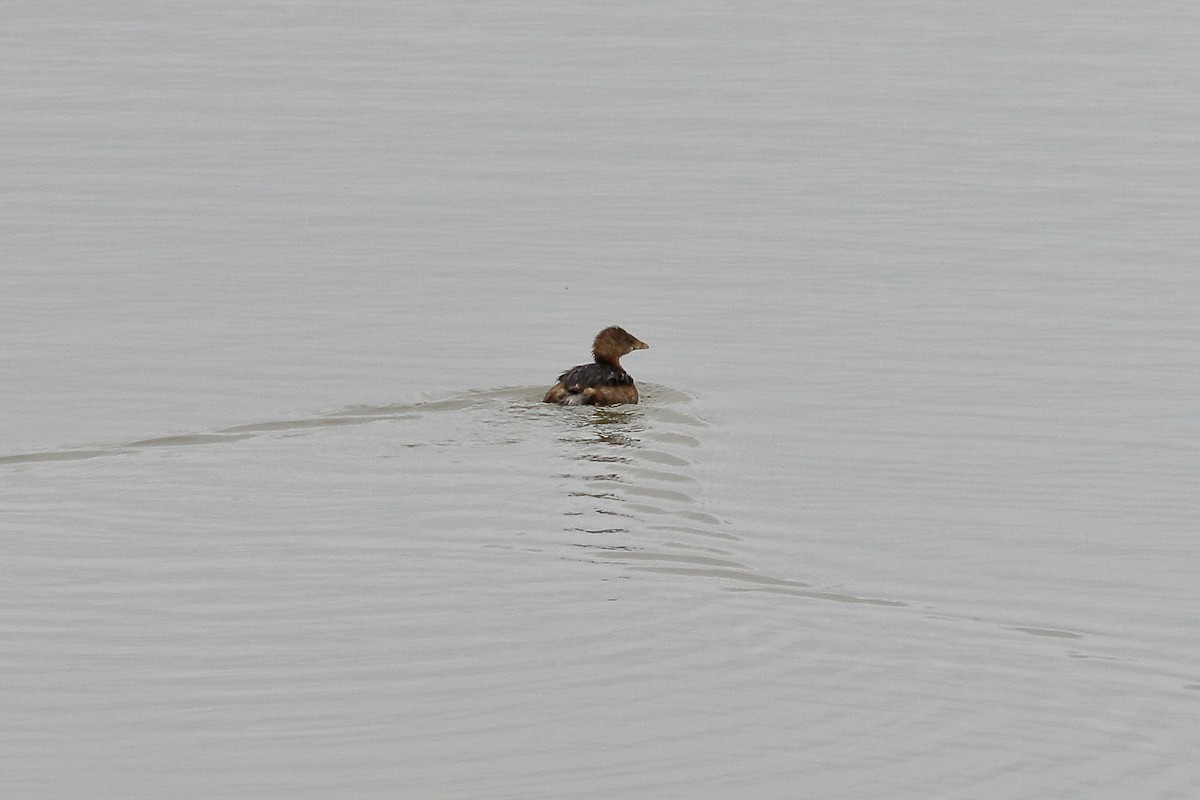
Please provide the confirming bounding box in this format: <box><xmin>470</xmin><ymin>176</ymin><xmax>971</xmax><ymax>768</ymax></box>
<box><xmin>4</xmin><ymin>3</ymin><xmax>1199</xmax><ymax>798</ymax></box>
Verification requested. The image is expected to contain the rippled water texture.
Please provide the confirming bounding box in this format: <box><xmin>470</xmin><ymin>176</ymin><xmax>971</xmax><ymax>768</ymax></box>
<box><xmin>4</xmin><ymin>2</ymin><xmax>1199</xmax><ymax>798</ymax></box>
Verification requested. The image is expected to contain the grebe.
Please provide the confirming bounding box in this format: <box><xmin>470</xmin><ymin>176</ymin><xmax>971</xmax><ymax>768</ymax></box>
<box><xmin>543</xmin><ymin>326</ymin><xmax>648</xmax><ymax>406</ymax></box>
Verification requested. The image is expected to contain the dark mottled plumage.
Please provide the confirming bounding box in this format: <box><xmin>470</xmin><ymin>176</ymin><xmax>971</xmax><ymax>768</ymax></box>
<box><xmin>554</xmin><ymin>362</ymin><xmax>635</xmax><ymax>389</ymax></box>
<box><xmin>543</xmin><ymin>326</ymin><xmax>648</xmax><ymax>406</ymax></box>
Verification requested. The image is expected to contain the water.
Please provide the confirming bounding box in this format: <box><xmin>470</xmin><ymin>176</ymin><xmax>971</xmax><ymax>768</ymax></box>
<box><xmin>3</xmin><ymin>2</ymin><xmax>1199</xmax><ymax>798</ymax></box>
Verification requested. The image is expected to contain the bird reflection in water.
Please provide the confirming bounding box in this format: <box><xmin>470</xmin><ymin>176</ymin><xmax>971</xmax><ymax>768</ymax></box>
<box><xmin>557</xmin><ymin>406</ymin><xmax>645</xmax><ymax>539</ymax></box>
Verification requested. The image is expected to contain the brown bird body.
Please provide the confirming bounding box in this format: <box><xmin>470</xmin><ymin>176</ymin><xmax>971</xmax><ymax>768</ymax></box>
<box><xmin>543</xmin><ymin>326</ymin><xmax>649</xmax><ymax>406</ymax></box>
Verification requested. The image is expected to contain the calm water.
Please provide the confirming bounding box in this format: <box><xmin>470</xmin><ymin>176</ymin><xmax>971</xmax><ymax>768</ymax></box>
<box><xmin>3</xmin><ymin>2</ymin><xmax>1199</xmax><ymax>798</ymax></box>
